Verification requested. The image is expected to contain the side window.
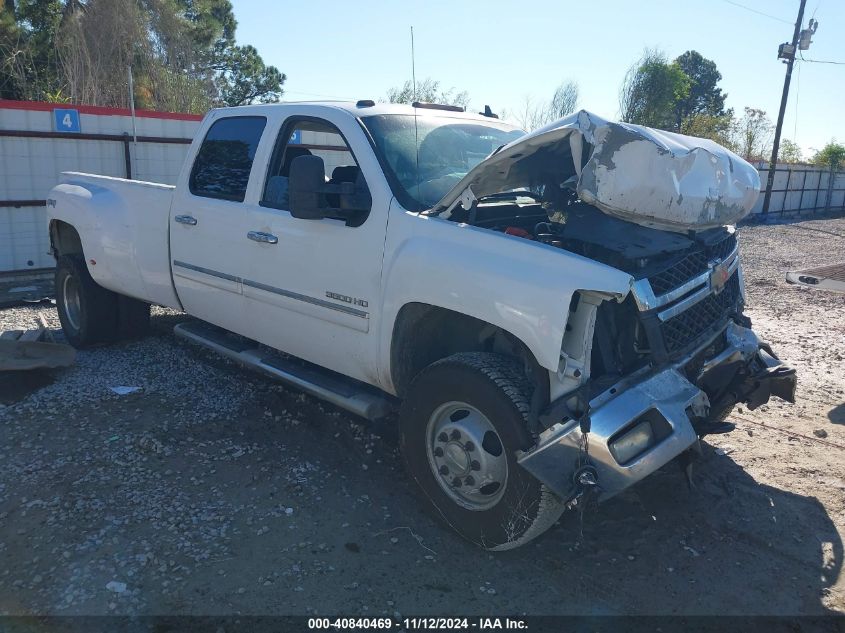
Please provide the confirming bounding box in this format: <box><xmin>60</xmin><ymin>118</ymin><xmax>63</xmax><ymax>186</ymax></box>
<box><xmin>189</xmin><ymin>116</ymin><xmax>267</xmax><ymax>202</ymax></box>
<box><xmin>261</xmin><ymin>118</ymin><xmax>370</xmax><ymax>225</ymax></box>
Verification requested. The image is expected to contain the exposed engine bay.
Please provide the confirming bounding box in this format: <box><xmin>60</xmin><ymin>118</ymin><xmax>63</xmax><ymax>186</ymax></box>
<box><xmin>448</xmin><ymin>189</ymin><xmax>727</xmax><ymax>278</ymax></box>
<box><xmin>448</xmin><ymin>190</ymin><xmax>795</xmax><ymax>441</ymax></box>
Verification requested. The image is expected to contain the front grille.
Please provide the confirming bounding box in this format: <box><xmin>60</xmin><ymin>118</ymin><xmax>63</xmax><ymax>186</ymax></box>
<box><xmin>648</xmin><ymin>232</ymin><xmax>737</xmax><ymax>297</ymax></box>
<box><xmin>649</xmin><ymin>251</ymin><xmax>708</xmax><ymax>296</ymax></box>
<box><xmin>707</xmin><ymin>232</ymin><xmax>737</xmax><ymax>261</ymax></box>
<box><xmin>659</xmin><ymin>272</ymin><xmax>741</xmax><ymax>355</ymax></box>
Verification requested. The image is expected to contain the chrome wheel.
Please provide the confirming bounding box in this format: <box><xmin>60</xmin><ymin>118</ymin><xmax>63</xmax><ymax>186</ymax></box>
<box><xmin>426</xmin><ymin>401</ymin><xmax>508</xmax><ymax>511</ymax></box>
<box><xmin>62</xmin><ymin>273</ymin><xmax>82</xmax><ymax>332</ymax></box>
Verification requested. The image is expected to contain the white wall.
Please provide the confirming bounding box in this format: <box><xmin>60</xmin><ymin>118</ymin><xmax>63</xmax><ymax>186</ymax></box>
<box><xmin>0</xmin><ymin>102</ymin><xmax>201</xmax><ymax>273</ymax></box>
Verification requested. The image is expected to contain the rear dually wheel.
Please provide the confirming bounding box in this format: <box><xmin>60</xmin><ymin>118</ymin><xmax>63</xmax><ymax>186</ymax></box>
<box><xmin>55</xmin><ymin>255</ymin><xmax>150</xmax><ymax>347</ymax></box>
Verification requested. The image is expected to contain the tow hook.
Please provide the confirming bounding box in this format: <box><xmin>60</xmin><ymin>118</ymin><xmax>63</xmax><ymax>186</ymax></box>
<box><xmin>566</xmin><ymin>464</ymin><xmax>601</xmax><ymax>542</ymax></box>
<box><xmin>565</xmin><ymin>465</ymin><xmax>600</xmax><ymax>512</ymax></box>
<box><xmin>565</xmin><ymin>416</ymin><xmax>600</xmax><ymax>513</ymax></box>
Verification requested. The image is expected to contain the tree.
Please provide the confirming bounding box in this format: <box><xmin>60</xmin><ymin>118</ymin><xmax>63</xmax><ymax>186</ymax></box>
<box><xmin>812</xmin><ymin>141</ymin><xmax>845</xmax><ymax>170</ymax></box>
<box><xmin>0</xmin><ymin>1</ymin><xmax>26</xmax><ymax>98</ymax></box>
<box><xmin>680</xmin><ymin>113</ymin><xmax>736</xmax><ymax>151</ymax></box>
<box><xmin>734</xmin><ymin>107</ymin><xmax>773</xmax><ymax>162</ymax></box>
<box><xmin>0</xmin><ymin>0</ymin><xmax>65</xmax><ymax>100</ymax></box>
<box><xmin>619</xmin><ymin>49</ymin><xmax>690</xmax><ymax>130</ymax></box>
<box><xmin>549</xmin><ymin>80</ymin><xmax>579</xmax><ymax>120</ymax></box>
<box><xmin>673</xmin><ymin>50</ymin><xmax>729</xmax><ymax>129</ymax></box>
<box><xmin>0</xmin><ymin>0</ymin><xmax>285</xmax><ymax>111</ymax></box>
<box><xmin>216</xmin><ymin>44</ymin><xmax>285</xmax><ymax>106</ymax></box>
<box><xmin>386</xmin><ymin>77</ymin><xmax>470</xmax><ymax>108</ymax></box>
<box><xmin>57</xmin><ymin>0</ymin><xmax>148</xmax><ymax>106</ymax></box>
<box><xmin>145</xmin><ymin>0</ymin><xmax>285</xmax><ymax>108</ymax></box>
<box><xmin>778</xmin><ymin>139</ymin><xmax>803</xmax><ymax>164</ymax></box>
<box><xmin>509</xmin><ymin>80</ymin><xmax>579</xmax><ymax>130</ymax></box>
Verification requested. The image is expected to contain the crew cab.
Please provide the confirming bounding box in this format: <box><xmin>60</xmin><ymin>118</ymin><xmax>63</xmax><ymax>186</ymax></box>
<box><xmin>46</xmin><ymin>102</ymin><xmax>797</xmax><ymax>550</ymax></box>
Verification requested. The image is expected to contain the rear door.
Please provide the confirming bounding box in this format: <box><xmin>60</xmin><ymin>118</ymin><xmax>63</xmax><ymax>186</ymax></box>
<box><xmin>169</xmin><ymin>115</ymin><xmax>267</xmax><ymax>333</ymax></box>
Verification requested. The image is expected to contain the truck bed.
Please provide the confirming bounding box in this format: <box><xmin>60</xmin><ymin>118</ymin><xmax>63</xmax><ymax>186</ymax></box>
<box><xmin>48</xmin><ymin>172</ymin><xmax>181</xmax><ymax>309</ymax></box>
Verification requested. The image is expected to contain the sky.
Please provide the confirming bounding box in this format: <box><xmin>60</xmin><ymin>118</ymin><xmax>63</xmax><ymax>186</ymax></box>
<box><xmin>231</xmin><ymin>0</ymin><xmax>844</xmax><ymax>158</ymax></box>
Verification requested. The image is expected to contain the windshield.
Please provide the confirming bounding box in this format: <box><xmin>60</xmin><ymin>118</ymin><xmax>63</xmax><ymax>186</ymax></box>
<box><xmin>361</xmin><ymin>114</ymin><xmax>525</xmax><ymax>210</ymax></box>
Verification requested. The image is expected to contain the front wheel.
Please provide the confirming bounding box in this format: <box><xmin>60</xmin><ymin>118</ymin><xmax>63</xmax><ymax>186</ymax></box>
<box><xmin>399</xmin><ymin>352</ymin><xmax>563</xmax><ymax>550</ymax></box>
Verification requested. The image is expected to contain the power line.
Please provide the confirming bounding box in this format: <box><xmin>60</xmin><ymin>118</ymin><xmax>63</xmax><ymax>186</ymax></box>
<box><xmin>717</xmin><ymin>0</ymin><xmax>793</xmax><ymax>24</ymax></box>
<box><xmin>800</xmin><ymin>57</ymin><xmax>845</xmax><ymax>65</ymax></box>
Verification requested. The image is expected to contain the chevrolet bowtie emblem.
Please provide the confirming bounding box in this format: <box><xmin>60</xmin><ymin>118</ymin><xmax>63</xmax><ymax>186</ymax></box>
<box><xmin>710</xmin><ymin>260</ymin><xmax>730</xmax><ymax>294</ymax></box>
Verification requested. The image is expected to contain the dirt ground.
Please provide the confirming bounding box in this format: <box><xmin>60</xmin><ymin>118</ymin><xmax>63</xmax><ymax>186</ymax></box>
<box><xmin>1</xmin><ymin>214</ymin><xmax>844</xmax><ymax>617</ymax></box>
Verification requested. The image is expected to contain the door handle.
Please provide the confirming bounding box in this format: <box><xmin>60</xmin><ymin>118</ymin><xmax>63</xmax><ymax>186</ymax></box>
<box><xmin>247</xmin><ymin>231</ymin><xmax>278</xmax><ymax>244</ymax></box>
<box><xmin>174</xmin><ymin>215</ymin><xmax>197</xmax><ymax>226</ymax></box>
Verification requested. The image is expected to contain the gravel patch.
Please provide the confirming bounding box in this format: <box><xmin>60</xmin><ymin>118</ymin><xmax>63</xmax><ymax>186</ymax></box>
<box><xmin>1</xmin><ymin>307</ymin><xmax>257</xmax><ymax>417</ymax></box>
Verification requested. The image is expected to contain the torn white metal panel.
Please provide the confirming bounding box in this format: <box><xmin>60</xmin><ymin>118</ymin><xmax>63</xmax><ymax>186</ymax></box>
<box><xmin>434</xmin><ymin>110</ymin><xmax>760</xmax><ymax>231</ymax></box>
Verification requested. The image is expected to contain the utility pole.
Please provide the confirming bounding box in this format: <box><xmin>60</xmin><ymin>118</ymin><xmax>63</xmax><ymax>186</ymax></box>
<box><xmin>761</xmin><ymin>0</ymin><xmax>817</xmax><ymax>215</ymax></box>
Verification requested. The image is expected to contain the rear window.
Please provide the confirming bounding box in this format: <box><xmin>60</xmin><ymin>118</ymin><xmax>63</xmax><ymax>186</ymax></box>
<box><xmin>189</xmin><ymin>116</ymin><xmax>267</xmax><ymax>202</ymax></box>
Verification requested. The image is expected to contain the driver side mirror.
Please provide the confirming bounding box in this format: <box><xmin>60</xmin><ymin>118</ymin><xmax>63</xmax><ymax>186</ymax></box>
<box><xmin>289</xmin><ymin>154</ymin><xmax>328</xmax><ymax>220</ymax></box>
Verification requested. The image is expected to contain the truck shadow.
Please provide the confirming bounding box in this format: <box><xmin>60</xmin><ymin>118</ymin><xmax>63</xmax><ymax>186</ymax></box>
<box><xmin>829</xmin><ymin>403</ymin><xmax>845</xmax><ymax>425</ymax></box>
<box><xmin>508</xmin><ymin>444</ymin><xmax>842</xmax><ymax>615</ymax></box>
<box><xmin>0</xmin><ymin>369</ymin><xmax>56</xmax><ymax>405</ymax></box>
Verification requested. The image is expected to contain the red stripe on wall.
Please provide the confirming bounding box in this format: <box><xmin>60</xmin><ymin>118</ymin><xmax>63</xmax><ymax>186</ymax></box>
<box><xmin>0</xmin><ymin>99</ymin><xmax>204</xmax><ymax>122</ymax></box>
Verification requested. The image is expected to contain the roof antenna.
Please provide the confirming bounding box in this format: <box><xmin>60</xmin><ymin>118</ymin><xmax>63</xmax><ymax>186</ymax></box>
<box><xmin>411</xmin><ymin>26</ymin><xmax>417</xmax><ymax>101</ymax></box>
<box><xmin>411</xmin><ymin>26</ymin><xmax>420</xmax><ymax>206</ymax></box>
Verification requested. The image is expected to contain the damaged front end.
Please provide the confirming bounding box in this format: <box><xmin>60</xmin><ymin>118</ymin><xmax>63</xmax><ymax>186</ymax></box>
<box><xmin>426</xmin><ymin>108</ymin><xmax>795</xmax><ymax>506</ymax></box>
<box><xmin>518</xmin><ymin>230</ymin><xmax>797</xmax><ymax>502</ymax></box>
<box><xmin>520</xmin><ymin>324</ymin><xmax>796</xmax><ymax>503</ymax></box>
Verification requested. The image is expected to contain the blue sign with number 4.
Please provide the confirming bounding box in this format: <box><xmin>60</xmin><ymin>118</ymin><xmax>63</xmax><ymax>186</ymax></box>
<box><xmin>54</xmin><ymin>108</ymin><xmax>81</xmax><ymax>133</ymax></box>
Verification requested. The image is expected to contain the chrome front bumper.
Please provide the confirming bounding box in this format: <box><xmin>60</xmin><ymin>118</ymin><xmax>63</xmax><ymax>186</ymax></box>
<box><xmin>518</xmin><ymin>323</ymin><xmax>796</xmax><ymax>502</ymax></box>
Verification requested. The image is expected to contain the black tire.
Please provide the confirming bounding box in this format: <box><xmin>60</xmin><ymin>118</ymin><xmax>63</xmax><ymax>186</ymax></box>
<box><xmin>399</xmin><ymin>352</ymin><xmax>563</xmax><ymax>551</ymax></box>
<box><xmin>55</xmin><ymin>254</ymin><xmax>118</xmax><ymax>348</ymax></box>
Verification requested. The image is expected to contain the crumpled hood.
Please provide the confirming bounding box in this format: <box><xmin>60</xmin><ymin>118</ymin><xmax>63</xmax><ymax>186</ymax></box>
<box><xmin>434</xmin><ymin>110</ymin><xmax>760</xmax><ymax>232</ymax></box>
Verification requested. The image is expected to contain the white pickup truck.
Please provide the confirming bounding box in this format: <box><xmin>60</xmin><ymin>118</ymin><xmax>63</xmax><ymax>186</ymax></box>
<box><xmin>46</xmin><ymin>102</ymin><xmax>796</xmax><ymax>550</ymax></box>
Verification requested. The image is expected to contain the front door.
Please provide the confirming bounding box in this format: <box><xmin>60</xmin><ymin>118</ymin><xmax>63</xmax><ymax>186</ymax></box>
<box><xmin>241</xmin><ymin>112</ymin><xmax>390</xmax><ymax>386</ymax></box>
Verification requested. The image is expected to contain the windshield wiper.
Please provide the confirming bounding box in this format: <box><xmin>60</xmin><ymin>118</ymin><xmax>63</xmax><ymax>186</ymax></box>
<box><xmin>477</xmin><ymin>190</ymin><xmax>541</xmax><ymax>203</ymax></box>
<box><xmin>426</xmin><ymin>190</ymin><xmax>540</xmax><ymax>217</ymax></box>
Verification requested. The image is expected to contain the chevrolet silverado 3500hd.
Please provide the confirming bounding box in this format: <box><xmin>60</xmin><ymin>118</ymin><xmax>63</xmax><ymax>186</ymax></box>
<box><xmin>47</xmin><ymin>103</ymin><xmax>796</xmax><ymax>550</ymax></box>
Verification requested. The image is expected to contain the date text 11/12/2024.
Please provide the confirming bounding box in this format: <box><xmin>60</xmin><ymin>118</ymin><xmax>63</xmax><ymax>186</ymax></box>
<box><xmin>307</xmin><ymin>617</ymin><xmax>528</xmax><ymax>630</ymax></box>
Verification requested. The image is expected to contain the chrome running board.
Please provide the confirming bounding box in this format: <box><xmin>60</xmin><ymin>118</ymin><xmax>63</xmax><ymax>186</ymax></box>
<box><xmin>174</xmin><ymin>320</ymin><xmax>396</xmax><ymax>421</ymax></box>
